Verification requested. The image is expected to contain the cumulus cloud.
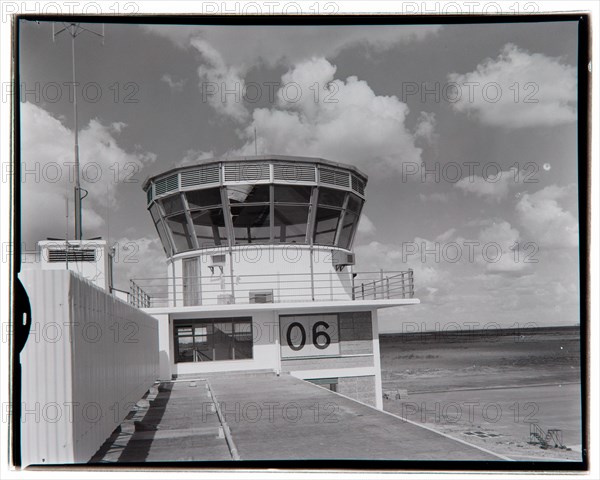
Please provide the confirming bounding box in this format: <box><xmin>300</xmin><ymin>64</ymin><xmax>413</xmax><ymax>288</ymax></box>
<box><xmin>354</xmin><ymin>239</ymin><xmax>443</xmax><ymax>294</ymax></box>
<box><xmin>447</xmin><ymin>43</ymin><xmax>576</xmax><ymax>128</ymax></box>
<box><xmin>21</xmin><ymin>102</ymin><xmax>156</xmax><ymax>246</ymax></box>
<box><xmin>176</xmin><ymin>149</ymin><xmax>215</xmax><ymax>167</ymax></box>
<box><xmin>191</xmin><ymin>38</ymin><xmax>249</xmax><ymax>122</ymax></box>
<box><xmin>414</xmin><ymin>111</ymin><xmax>437</xmax><ymax>143</ymax></box>
<box><xmin>419</xmin><ymin>192</ymin><xmax>449</xmax><ymax>203</ymax></box>
<box><xmin>112</xmin><ymin>235</ymin><xmax>168</xmax><ymax>289</ymax></box>
<box><xmin>230</xmin><ymin>57</ymin><xmax>431</xmax><ymax>175</ymax></box>
<box><xmin>515</xmin><ymin>184</ymin><xmax>579</xmax><ymax>248</ymax></box>
<box><xmin>142</xmin><ymin>24</ymin><xmax>441</xmax><ymax>66</ymax></box>
<box><xmin>161</xmin><ymin>73</ymin><xmax>186</xmax><ymax>92</ymax></box>
<box><xmin>356</xmin><ymin>214</ymin><xmax>376</xmax><ymax>238</ymax></box>
<box><xmin>455</xmin><ymin>167</ymin><xmax>524</xmax><ymax>202</ymax></box>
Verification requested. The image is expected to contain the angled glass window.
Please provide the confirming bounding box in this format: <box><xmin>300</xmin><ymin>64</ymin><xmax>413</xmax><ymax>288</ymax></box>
<box><xmin>227</xmin><ymin>184</ymin><xmax>270</xmax><ymax>204</ymax></box>
<box><xmin>160</xmin><ymin>194</ymin><xmax>185</xmax><ymax>215</ymax></box>
<box><xmin>274</xmin><ymin>185</ymin><xmax>312</xmax><ymax>204</ymax></box>
<box><xmin>164</xmin><ymin>213</ymin><xmax>194</xmax><ymax>253</ymax></box>
<box><xmin>313</xmin><ymin>207</ymin><xmax>342</xmax><ymax>246</ymax></box>
<box><xmin>149</xmin><ymin>203</ymin><xmax>172</xmax><ymax>256</ymax></box>
<box><xmin>346</xmin><ymin>193</ymin><xmax>363</xmax><ymax>214</ymax></box>
<box><xmin>318</xmin><ymin>187</ymin><xmax>346</xmax><ymax>208</ymax></box>
<box><xmin>191</xmin><ymin>208</ymin><xmax>227</xmax><ymax>249</ymax></box>
<box><xmin>231</xmin><ymin>204</ymin><xmax>271</xmax><ymax>244</ymax></box>
<box><xmin>274</xmin><ymin>205</ymin><xmax>309</xmax><ymax>243</ymax></box>
<box><xmin>338</xmin><ymin>211</ymin><xmax>358</xmax><ymax>250</ymax></box>
<box><xmin>186</xmin><ymin>188</ymin><xmax>222</xmax><ymax>209</ymax></box>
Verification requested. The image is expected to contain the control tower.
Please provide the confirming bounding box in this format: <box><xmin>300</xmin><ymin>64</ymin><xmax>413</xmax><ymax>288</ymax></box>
<box><xmin>133</xmin><ymin>155</ymin><xmax>418</xmax><ymax>408</ymax></box>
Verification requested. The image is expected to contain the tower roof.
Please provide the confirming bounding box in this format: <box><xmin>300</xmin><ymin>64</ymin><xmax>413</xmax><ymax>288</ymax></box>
<box><xmin>142</xmin><ymin>154</ymin><xmax>368</xmax><ymax>191</ymax></box>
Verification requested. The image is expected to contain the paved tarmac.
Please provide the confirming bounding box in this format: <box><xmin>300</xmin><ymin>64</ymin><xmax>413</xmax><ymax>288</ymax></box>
<box><xmin>92</xmin><ymin>372</ymin><xmax>503</xmax><ymax>462</ymax></box>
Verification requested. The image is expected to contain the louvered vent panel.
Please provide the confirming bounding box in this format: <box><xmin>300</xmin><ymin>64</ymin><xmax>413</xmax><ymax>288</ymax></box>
<box><xmin>319</xmin><ymin>168</ymin><xmax>336</xmax><ymax>186</ymax></box>
<box><xmin>201</xmin><ymin>164</ymin><xmax>220</xmax><ymax>184</ymax></box>
<box><xmin>146</xmin><ymin>186</ymin><xmax>153</xmax><ymax>204</ymax></box>
<box><xmin>273</xmin><ymin>164</ymin><xmax>316</xmax><ymax>182</ymax></box>
<box><xmin>180</xmin><ymin>169</ymin><xmax>200</xmax><ymax>188</ymax></box>
<box><xmin>224</xmin><ymin>163</ymin><xmax>269</xmax><ymax>182</ymax></box>
<box><xmin>155</xmin><ymin>174</ymin><xmax>178</xmax><ymax>196</ymax></box>
<box><xmin>165</xmin><ymin>174</ymin><xmax>179</xmax><ymax>192</ymax></box>
<box><xmin>154</xmin><ymin>178</ymin><xmax>167</xmax><ymax>195</ymax></box>
<box><xmin>320</xmin><ymin>168</ymin><xmax>350</xmax><ymax>188</ymax></box>
<box><xmin>181</xmin><ymin>165</ymin><xmax>220</xmax><ymax>187</ymax></box>
<box><xmin>351</xmin><ymin>175</ymin><xmax>365</xmax><ymax>195</ymax></box>
<box><xmin>48</xmin><ymin>249</ymin><xmax>96</xmax><ymax>263</ymax></box>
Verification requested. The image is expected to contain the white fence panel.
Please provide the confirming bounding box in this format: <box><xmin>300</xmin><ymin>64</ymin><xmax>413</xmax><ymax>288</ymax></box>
<box><xmin>19</xmin><ymin>270</ymin><xmax>159</xmax><ymax>465</ymax></box>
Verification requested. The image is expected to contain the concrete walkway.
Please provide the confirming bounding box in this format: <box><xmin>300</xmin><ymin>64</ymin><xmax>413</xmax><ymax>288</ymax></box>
<box><xmin>92</xmin><ymin>372</ymin><xmax>502</xmax><ymax>462</ymax></box>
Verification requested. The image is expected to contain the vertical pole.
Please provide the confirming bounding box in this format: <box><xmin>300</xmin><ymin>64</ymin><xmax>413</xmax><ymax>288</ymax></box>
<box><xmin>277</xmin><ymin>272</ymin><xmax>281</xmax><ymax>302</ymax></box>
<box><xmin>309</xmin><ymin>247</ymin><xmax>315</xmax><ymax>301</ymax></box>
<box><xmin>379</xmin><ymin>269</ymin><xmax>384</xmax><ymax>299</ymax></box>
<box><xmin>71</xmin><ymin>27</ymin><xmax>82</xmax><ymax>240</ymax></box>
<box><xmin>408</xmin><ymin>268</ymin><xmax>414</xmax><ymax>298</ymax></box>
<box><xmin>386</xmin><ymin>277</ymin><xmax>390</xmax><ymax>299</ymax></box>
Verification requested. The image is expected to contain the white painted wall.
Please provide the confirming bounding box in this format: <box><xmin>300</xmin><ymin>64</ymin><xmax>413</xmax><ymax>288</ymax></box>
<box><xmin>167</xmin><ymin>245</ymin><xmax>354</xmax><ymax>307</ymax></box>
<box><xmin>371</xmin><ymin>309</ymin><xmax>384</xmax><ymax>409</ymax></box>
<box><xmin>19</xmin><ymin>270</ymin><xmax>159</xmax><ymax>465</ymax></box>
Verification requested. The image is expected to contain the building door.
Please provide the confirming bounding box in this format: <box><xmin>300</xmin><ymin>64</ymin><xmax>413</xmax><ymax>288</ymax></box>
<box><xmin>183</xmin><ymin>257</ymin><xmax>200</xmax><ymax>306</ymax></box>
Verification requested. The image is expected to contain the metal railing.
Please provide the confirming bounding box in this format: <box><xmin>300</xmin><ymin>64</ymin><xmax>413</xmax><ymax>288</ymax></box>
<box><xmin>128</xmin><ymin>269</ymin><xmax>414</xmax><ymax>308</ymax></box>
<box><xmin>129</xmin><ymin>279</ymin><xmax>151</xmax><ymax>308</ymax></box>
<box><xmin>353</xmin><ymin>269</ymin><xmax>414</xmax><ymax>300</ymax></box>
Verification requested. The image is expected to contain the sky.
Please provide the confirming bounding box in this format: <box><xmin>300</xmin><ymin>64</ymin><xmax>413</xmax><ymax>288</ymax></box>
<box><xmin>17</xmin><ymin>19</ymin><xmax>582</xmax><ymax>332</ymax></box>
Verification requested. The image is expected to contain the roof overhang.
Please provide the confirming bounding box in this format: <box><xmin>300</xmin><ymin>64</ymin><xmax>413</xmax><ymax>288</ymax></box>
<box><xmin>142</xmin><ymin>154</ymin><xmax>369</xmax><ymax>191</ymax></box>
<box><xmin>141</xmin><ymin>298</ymin><xmax>420</xmax><ymax>316</ymax></box>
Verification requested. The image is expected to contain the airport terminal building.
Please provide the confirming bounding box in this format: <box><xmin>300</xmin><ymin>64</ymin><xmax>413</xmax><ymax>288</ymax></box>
<box><xmin>133</xmin><ymin>155</ymin><xmax>418</xmax><ymax>408</ymax></box>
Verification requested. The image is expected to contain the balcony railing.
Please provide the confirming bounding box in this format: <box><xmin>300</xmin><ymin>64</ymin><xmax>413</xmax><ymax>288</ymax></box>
<box><xmin>128</xmin><ymin>269</ymin><xmax>414</xmax><ymax>309</ymax></box>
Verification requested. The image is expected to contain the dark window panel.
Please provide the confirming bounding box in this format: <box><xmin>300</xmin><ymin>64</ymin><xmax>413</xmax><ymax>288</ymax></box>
<box><xmin>154</xmin><ymin>219</ymin><xmax>172</xmax><ymax>256</ymax></box>
<box><xmin>314</xmin><ymin>207</ymin><xmax>342</xmax><ymax>246</ymax></box>
<box><xmin>160</xmin><ymin>194</ymin><xmax>185</xmax><ymax>215</ymax></box>
<box><xmin>165</xmin><ymin>213</ymin><xmax>194</xmax><ymax>253</ymax></box>
<box><xmin>231</xmin><ymin>205</ymin><xmax>271</xmax><ymax>244</ymax></box>
<box><xmin>174</xmin><ymin>318</ymin><xmax>252</xmax><ymax>363</ymax></box>
<box><xmin>274</xmin><ymin>185</ymin><xmax>312</xmax><ymax>204</ymax></box>
<box><xmin>318</xmin><ymin>187</ymin><xmax>346</xmax><ymax>208</ymax></box>
<box><xmin>191</xmin><ymin>208</ymin><xmax>227</xmax><ymax>249</ymax></box>
<box><xmin>149</xmin><ymin>204</ymin><xmax>162</xmax><ymax>224</ymax></box>
<box><xmin>186</xmin><ymin>188</ymin><xmax>223</xmax><ymax>209</ymax></box>
<box><xmin>346</xmin><ymin>193</ymin><xmax>363</xmax><ymax>214</ymax></box>
<box><xmin>338</xmin><ymin>212</ymin><xmax>358</xmax><ymax>250</ymax></box>
<box><xmin>274</xmin><ymin>205</ymin><xmax>309</xmax><ymax>243</ymax></box>
<box><xmin>227</xmin><ymin>184</ymin><xmax>270</xmax><ymax>204</ymax></box>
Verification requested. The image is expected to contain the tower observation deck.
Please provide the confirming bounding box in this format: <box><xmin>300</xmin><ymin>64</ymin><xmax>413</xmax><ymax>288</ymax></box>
<box><xmin>143</xmin><ymin>155</ymin><xmax>367</xmax><ymax>255</ymax></box>
<box><xmin>134</xmin><ymin>155</ymin><xmax>414</xmax><ymax>308</ymax></box>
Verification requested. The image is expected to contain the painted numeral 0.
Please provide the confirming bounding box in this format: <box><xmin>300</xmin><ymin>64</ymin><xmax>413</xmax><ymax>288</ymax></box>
<box><xmin>286</xmin><ymin>321</ymin><xmax>331</xmax><ymax>351</ymax></box>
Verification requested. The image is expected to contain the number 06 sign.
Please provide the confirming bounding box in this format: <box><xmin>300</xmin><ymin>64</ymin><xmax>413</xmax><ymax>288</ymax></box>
<box><xmin>279</xmin><ymin>315</ymin><xmax>340</xmax><ymax>358</ymax></box>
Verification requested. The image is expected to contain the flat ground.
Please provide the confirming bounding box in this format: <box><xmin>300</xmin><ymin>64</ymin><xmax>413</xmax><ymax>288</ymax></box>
<box><xmin>379</xmin><ymin>326</ymin><xmax>583</xmax><ymax>461</ymax></box>
<box><xmin>92</xmin><ymin>372</ymin><xmax>502</xmax><ymax>462</ymax></box>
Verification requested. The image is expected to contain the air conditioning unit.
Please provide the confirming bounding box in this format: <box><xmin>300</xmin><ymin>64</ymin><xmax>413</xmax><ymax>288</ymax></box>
<box><xmin>209</xmin><ymin>254</ymin><xmax>226</xmax><ymax>274</ymax></box>
<box><xmin>217</xmin><ymin>293</ymin><xmax>234</xmax><ymax>305</ymax></box>
<box><xmin>210</xmin><ymin>254</ymin><xmax>226</xmax><ymax>265</ymax></box>
<box><xmin>331</xmin><ymin>251</ymin><xmax>355</xmax><ymax>271</ymax></box>
<box><xmin>249</xmin><ymin>290</ymin><xmax>273</xmax><ymax>304</ymax></box>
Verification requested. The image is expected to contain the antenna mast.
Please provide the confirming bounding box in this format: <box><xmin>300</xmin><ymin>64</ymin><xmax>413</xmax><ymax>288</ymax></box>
<box><xmin>53</xmin><ymin>22</ymin><xmax>104</xmax><ymax>240</ymax></box>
